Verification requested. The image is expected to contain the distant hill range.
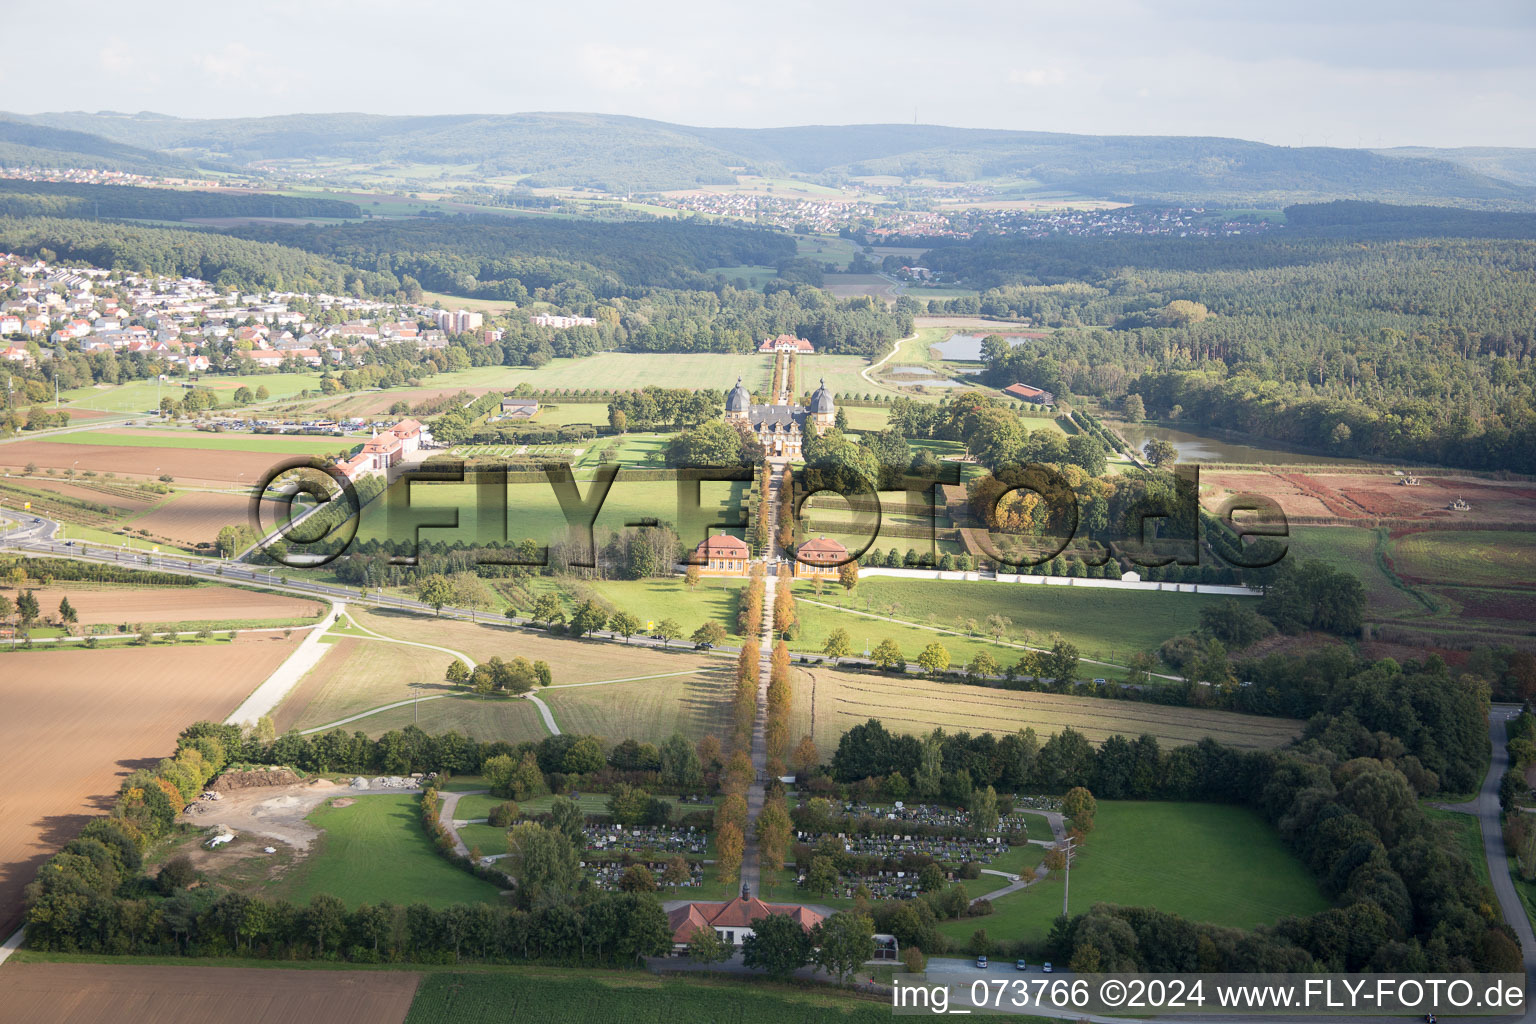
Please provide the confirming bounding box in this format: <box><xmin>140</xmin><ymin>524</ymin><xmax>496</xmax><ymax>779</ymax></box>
<box><xmin>3</xmin><ymin>110</ymin><xmax>1535</xmax><ymax>208</ymax></box>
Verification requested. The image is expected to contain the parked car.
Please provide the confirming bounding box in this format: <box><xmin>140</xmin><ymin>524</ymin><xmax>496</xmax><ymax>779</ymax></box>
<box><xmin>1015</xmin><ymin>959</ymin><xmax>1028</xmax><ymax>971</ymax></box>
<box><xmin>975</xmin><ymin>955</ymin><xmax>988</xmax><ymax>969</ymax></box>
<box><xmin>1043</xmin><ymin>962</ymin><xmax>1054</xmax><ymax>973</ymax></box>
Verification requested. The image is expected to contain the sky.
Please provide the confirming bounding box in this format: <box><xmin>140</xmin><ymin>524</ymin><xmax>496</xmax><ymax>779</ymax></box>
<box><xmin>4</xmin><ymin>0</ymin><xmax>1535</xmax><ymax>148</ymax></box>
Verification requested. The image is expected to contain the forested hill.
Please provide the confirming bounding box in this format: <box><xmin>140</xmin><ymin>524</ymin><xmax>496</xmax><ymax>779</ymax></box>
<box><xmin>0</xmin><ymin>179</ymin><xmax>362</xmax><ymax>221</ymax></box>
<box><xmin>0</xmin><ymin>217</ymin><xmax>399</xmax><ymax>295</ymax></box>
<box><xmin>0</xmin><ymin>118</ymin><xmax>191</xmax><ymax>175</ymax></box>
<box><xmin>225</xmin><ymin>217</ymin><xmax>796</xmax><ymax>299</ymax></box>
<box><xmin>7</xmin><ymin>110</ymin><xmax>1536</xmax><ymax>207</ymax></box>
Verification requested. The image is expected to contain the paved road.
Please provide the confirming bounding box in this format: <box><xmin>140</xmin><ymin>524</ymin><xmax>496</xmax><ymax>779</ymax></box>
<box><xmin>1476</xmin><ymin>705</ymin><xmax>1536</xmax><ymax>1016</ymax></box>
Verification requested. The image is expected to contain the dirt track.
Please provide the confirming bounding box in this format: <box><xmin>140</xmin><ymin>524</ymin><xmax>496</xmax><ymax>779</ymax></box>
<box><xmin>0</xmin><ymin>635</ymin><xmax>304</xmax><ymax>935</ymax></box>
<box><xmin>0</xmin><ymin>963</ymin><xmax>420</xmax><ymax>1024</ymax></box>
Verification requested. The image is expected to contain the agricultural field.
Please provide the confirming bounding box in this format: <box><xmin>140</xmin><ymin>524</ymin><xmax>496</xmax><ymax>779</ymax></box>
<box><xmin>38</xmin><ymin>428</ymin><xmax>358</xmax><ymax>456</ymax></box>
<box><xmin>936</xmin><ymin>800</ymin><xmax>1327</xmax><ymax>946</ymax></box>
<box><xmin>0</xmin><ymin>963</ymin><xmax>421</xmax><ymax>1024</ymax></box>
<box><xmin>122</xmin><ymin>489</ymin><xmax>258</xmax><ymax>550</ymax></box>
<box><xmin>537</xmin><ymin>665</ymin><xmax>735</xmax><ymax>744</ymax></box>
<box><xmin>0</xmin><ymin>581</ymin><xmax>323</xmax><ymax>632</ymax></box>
<box><xmin>272</xmin><ymin>793</ymin><xmax>504</xmax><ymax>908</ymax></box>
<box><xmin>0</xmin><ymin>634</ymin><xmax>305</xmax><ymax>934</ymax></box>
<box><xmin>785</xmin><ymin>667</ymin><xmax>1303</xmax><ymax>756</ymax></box>
<box><xmin>403</xmin><ymin>967</ymin><xmax>892</xmax><ymax>1024</ymax></box>
<box><xmin>0</xmin><ymin>439</ymin><xmax>291</xmax><ymax>485</ymax></box>
<box><xmin>0</xmin><ymin>476</ymin><xmax>172</xmax><ymax>536</ymax></box>
<box><xmin>349</xmin><ymin>693</ymin><xmax>549</xmax><ymax>744</ymax></box>
<box><xmin>1198</xmin><ymin>468</ymin><xmax>1536</xmax><ymax>527</ymax></box>
<box><xmin>349</xmin><ymin>607</ymin><xmax>720</xmax><ymax>685</ymax></box>
<box><xmin>1390</xmin><ymin>529</ymin><xmax>1536</xmax><ymax>589</ymax></box>
<box><xmin>274</xmin><ymin>636</ymin><xmax>459</xmax><ymax>733</ymax></box>
<box><xmin>822</xmin><ymin>273</ymin><xmax>899</xmax><ymax>301</ymax></box>
<box><xmin>792</xmin><ymin>576</ymin><xmax>1238</xmax><ymax>667</ymax></box>
<box><xmin>798</xmin><ymin>353</ymin><xmax>879</xmax><ymax>398</ymax></box>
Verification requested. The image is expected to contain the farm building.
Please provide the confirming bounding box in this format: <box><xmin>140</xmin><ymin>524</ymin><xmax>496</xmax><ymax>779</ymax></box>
<box><xmin>500</xmin><ymin>397</ymin><xmax>540</xmax><ymax>419</ymax></box>
<box><xmin>1002</xmin><ymin>382</ymin><xmax>1055</xmax><ymax>406</ymax></box>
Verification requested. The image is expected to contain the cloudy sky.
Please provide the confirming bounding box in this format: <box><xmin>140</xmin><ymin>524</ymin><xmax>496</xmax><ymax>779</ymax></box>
<box><xmin>5</xmin><ymin>0</ymin><xmax>1535</xmax><ymax>148</ymax></box>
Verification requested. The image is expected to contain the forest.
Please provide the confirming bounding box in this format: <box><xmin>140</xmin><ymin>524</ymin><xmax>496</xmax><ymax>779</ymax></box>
<box><xmin>0</xmin><ymin>216</ymin><xmax>399</xmax><ymax>295</ymax></box>
<box><xmin>227</xmin><ymin>216</ymin><xmax>796</xmax><ymax>298</ymax></box>
<box><xmin>0</xmin><ymin>179</ymin><xmax>362</xmax><ymax>220</ymax></box>
<box><xmin>936</xmin><ymin>204</ymin><xmax>1536</xmax><ymax>470</ymax></box>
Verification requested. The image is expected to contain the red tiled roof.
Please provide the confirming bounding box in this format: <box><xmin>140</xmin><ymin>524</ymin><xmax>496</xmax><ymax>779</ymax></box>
<box><xmin>796</xmin><ymin>536</ymin><xmax>848</xmax><ymax>557</ymax></box>
<box><xmin>696</xmin><ymin>534</ymin><xmax>749</xmax><ymax>556</ymax></box>
<box><xmin>665</xmin><ymin>895</ymin><xmax>823</xmax><ymax>943</ymax></box>
<box><xmin>1003</xmin><ymin>383</ymin><xmax>1052</xmax><ymax>401</ymax></box>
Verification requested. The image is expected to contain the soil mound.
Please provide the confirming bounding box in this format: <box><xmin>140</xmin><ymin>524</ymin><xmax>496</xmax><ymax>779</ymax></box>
<box><xmin>213</xmin><ymin>767</ymin><xmax>303</xmax><ymax>791</ymax></box>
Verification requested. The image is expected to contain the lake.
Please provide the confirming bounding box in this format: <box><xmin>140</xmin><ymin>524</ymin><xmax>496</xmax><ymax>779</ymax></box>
<box><xmin>932</xmin><ymin>332</ymin><xmax>1046</xmax><ymax>361</ymax></box>
<box><xmin>1113</xmin><ymin>422</ymin><xmax>1384</xmax><ymax>467</ymax></box>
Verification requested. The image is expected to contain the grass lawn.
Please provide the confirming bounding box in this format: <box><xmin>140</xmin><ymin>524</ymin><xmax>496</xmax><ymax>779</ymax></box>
<box><xmin>787</xmin><ymin>666</ymin><xmax>1301</xmax><ymax>757</ymax></box>
<box><xmin>60</xmin><ymin>373</ymin><xmax>326</xmax><ymax>413</ymax></box>
<box><xmin>534</xmin><ymin>575</ymin><xmax>749</xmax><ymax>642</ymax></box>
<box><xmin>800</xmin><ymin>576</ymin><xmax>1242</xmax><ymax>667</ymax></box>
<box><xmin>938</xmin><ymin>801</ymin><xmax>1327</xmax><ymax>947</ymax></box>
<box><xmin>37</xmin><ymin>429</ymin><xmax>357</xmax><ymax>455</ymax></box>
<box><xmin>404</xmin><ymin>967</ymin><xmax>902</xmax><ymax>1023</ymax></box>
<box><xmin>276</xmin><ymin>793</ymin><xmax>504</xmax><ymax>908</ymax></box>
<box><xmin>1421</xmin><ymin>804</ymin><xmax>1490</xmax><ymax>891</ymax></box>
<box><xmin>355</xmin><ymin>476</ymin><xmax>746</xmax><ymax>553</ymax></box>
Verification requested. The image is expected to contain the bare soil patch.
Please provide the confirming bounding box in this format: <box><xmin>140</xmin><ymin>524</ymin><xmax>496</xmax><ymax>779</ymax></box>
<box><xmin>0</xmin><ymin>963</ymin><xmax>420</xmax><ymax>1024</ymax></box>
<box><xmin>0</xmin><ymin>583</ymin><xmax>320</xmax><ymax>629</ymax></box>
<box><xmin>183</xmin><ymin>778</ymin><xmax>346</xmax><ymax>851</ymax></box>
<box><xmin>127</xmin><ymin>490</ymin><xmax>257</xmax><ymax>548</ymax></box>
<box><xmin>0</xmin><ymin>441</ymin><xmax>281</xmax><ymax>486</ymax></box>
<box><xmin>1201</xmin><ymin>469</ymin><xmax>1536</xmax><ymax>527</ymax></box>
<box><xmin>0</xmin><ymin>635</ymin><xmax>304</xmax><ymax>934</ymax></box>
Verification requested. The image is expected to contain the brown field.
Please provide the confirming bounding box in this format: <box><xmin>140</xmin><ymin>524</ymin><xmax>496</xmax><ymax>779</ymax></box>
<box><xmin>0</xmin><ymin>441</ymin><xmax>279</xmax><ymax>486</ymax></box>
<box><xmin>787</xmin><ymin>667</ymin><xmax>1303</xmax><ymax>757</ymax></box>
<box><xmin>0</xmin><ymin>583</ymin><xmax>321</xmax><ymax>629</ymax></box>
<box><xmin>0</xmin><ymin>963</ymin><xmax>420</xmax><ymax>1024</ymax></box>
<box><xmin>48</xmin><ymin>406</ymin><xmax>119</xmax><ymax>421</ymax></box>
<box><xmin>1200</xmin><ymin>469</ymin><xmax>1536</xmax><ymax>526</ymax></box>
<box><xmin>0</xmin><ymin>635</ymin><xmax>304</xmax><ymax>934</ymax></box>
<box><xmin>127</xmin><ymin>490</ymin><xmax>253</xmax><ymax>547</ymax></box>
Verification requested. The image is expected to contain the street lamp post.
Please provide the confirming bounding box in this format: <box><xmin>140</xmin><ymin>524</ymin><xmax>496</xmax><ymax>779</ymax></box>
<box><xmin>1061</xmin><ymin>834</ymin><xmax>1076</xmax><ymax>919</ymax></box>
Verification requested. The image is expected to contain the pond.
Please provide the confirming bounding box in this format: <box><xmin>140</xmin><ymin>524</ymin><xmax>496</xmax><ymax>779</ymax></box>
<box><xmin>1113</xmin><ymin>421</ymin><xmax>1384</xmax><ymax>466</ymax></box>
<box><xmin>893</xmin><ymin>378</ymin><xmax>972</xmax><ymax>389</ymax></box>
<box><xmin>888</xmin><ymin>365</ymin><xmax>940</xmax><ymax>376</ymax></box>
<box><xmin>932</xmin><ymin>332</ymin><xmax>1044</xmax><ymax>361</ymax></box>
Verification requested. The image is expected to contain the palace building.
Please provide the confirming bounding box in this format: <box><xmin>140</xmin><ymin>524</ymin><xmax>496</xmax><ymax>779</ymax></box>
<box><xmin>724</xmin><ymin>377</ymin><xmax>835</xmax><ymax>459</ymax></box>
